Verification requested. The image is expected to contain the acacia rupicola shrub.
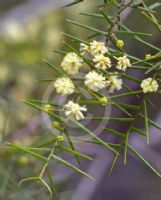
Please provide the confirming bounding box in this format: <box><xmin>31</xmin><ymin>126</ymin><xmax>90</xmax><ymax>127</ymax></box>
<box><xmin>2</xmin><ymin>0</ymin><xmax>161</xmax><ymax>197</ymax></box>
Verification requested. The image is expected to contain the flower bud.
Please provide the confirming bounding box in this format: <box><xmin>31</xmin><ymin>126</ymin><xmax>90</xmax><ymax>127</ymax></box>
<box><xmin>56</xmin><ymin>135</ymin><xmax>64</xmax><ymax>142</ymax></box>
<box><xmin>18</xmin><ymin>155</ymin><xmax>29</xmax><ymax>166</ymax></box>
<box><xmin>145</xmin><ymin>54</ymin><xmax>152</xmax><ymax>59</ymax></box>
<box><xmin>52</xmin><ymin>121</ymin><xmax>60</xmax><ymax>128</ymax></box>
<box><xmin>116</xmin><ymin>40</ymin><xmax>124</xmax><ymax>48</ymax></box>
<box><xmin>44</xmin><ymin>104</ymin><xmax>52</xmax><ymax>112</ymax></box>
<box><xmin>99</xmin><ymin>97</ymin><xmax>108</xmax><ymax>106</ymax></box>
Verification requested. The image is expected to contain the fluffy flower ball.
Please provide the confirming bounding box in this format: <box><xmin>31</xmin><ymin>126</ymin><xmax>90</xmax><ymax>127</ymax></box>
<box><xmin>116</xmin><ymin>40</ymin><xmax>124</xmax><ymax>48</ymax></box>
<box><xmin>85</xmin><ymin>70</ymin><xmax>107</xmax><ymax>91</ymax></box>
<box><xmin>90</xmin><ymin>40</ymin><xmax>108</xmax><ymax>56</ymax></box>
<box><xmin>141</xmin><ymin>78</ymin><xmax>159</xmax><ymax>93</ymax></box>
<box><xmin>116</xmin><ymin>56</ymin><xmax>131</xmax><ymax>71</ymax></box>
<box><xmin>93</xmin><ymin>54</ymin><xmax>111</xmax><ymax>70</ymax></box>
<box><xmin>54</xmin><ymin>77</ymin><xmax>75</xmax><ymax>95</ymax></box>
<box><xmin>61</xmin><ymin>52</ymin><xmax>83</xmax><ymax>75</ymax></box>
<box><xmin>80</xmin><ymin>43</ymin><xmax>90</xmax><ymax>55</ymax></box>
<box><xmin>64</xmin><ymin>100</ymin><xmax>87</xmax><ymax>120</ymax></box>
<box><xmin>107</xmin><ymin>74</ymin><xmax>123</xmax><ymax>93</ymax></box>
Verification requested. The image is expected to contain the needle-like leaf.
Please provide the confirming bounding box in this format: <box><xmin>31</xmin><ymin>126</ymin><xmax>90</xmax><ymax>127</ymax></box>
<box><xmin>63</xmin><ymin>129</ymin><xmax>81</xmax><ymax>166</ymax></box>
<box><xmin>66</xmin><ymin>19</ymin><xmax>107</xmax><ymax>35</ymax></box>
<box><xmin>52</xmin><ymin>155</ymin><xmax>94</xmax><ymax>180</ymax></box>
<box><xmin>128</xmin><ymin>145</ymin><xmax>161</xmax><ymax>178</ymax></box>
<box><xmin>71</xmin><ymin>119</ymin><xmax>118</xmax><ymax>154</ymax></box>
<box><xmin>104</xmin><ymin>127</ymin><xmax>125</xmax><ymax>138</ymax></box>
<box><xmin>64</xmin><ymin>0</ymin><xmax>84</xmax><ymax>7</ymax></box>
<box><xmin>143</xmin><ymin>99</ymin><xmax>149</xmax><ymax>144</ymax></box>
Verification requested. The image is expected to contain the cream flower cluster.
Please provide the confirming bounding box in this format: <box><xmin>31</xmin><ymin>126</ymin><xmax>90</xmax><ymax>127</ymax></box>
<box><xmin>80</xmin><ymin>41</ymin><xmax>131</xmax><ymax>72</ymax></box>
<box><xmin>80</xmin><ymin>43</ymin><xmax>90</xmax><ymax>55</ymax></box>
<box><xmin>107</xmin><ymin>74</ymin><xmax>123</xmax><ymax>93</ymax></box>
<box><xmin>93</xmin><ymin>54</ymin><xmax>111</xmax><ymax>70</ymax></box>
<box><xmin>80</xmin><ymin>41</ymin><xmax>112</xmax><ymax>71</ymax></box>
<box><xmin>141</xmin><ymin>78</ymin><xmax>159</xmax><ymax>93</ymax></box>
<box><xmin>52</xmin><ymin>40</ymin><xmax>126</xmax><ymax>120</ymax></box>
<box><xmin>54</xmin><ymin>77</ymin><xmax>75</xmax><ymax>95</ymax></box>
<box><xmin>61</xmin><ymin>52</ymin><xmax>83</xmax><ymax>75</ymax></box>
<box><xmin>90</xmin><ymin>40</ymin><xmax>108</xmax><ymax>56</ymax></box>
<box><xmin>79</xmin><ymin>41</ymin><xmax>125</xmax><ymax>93</ymax></box>
<box><xmin>51</xmin><ymin>40</ymin><xmax>160</xmax><ymax>121</ymax></box>
<box><xmin>64</xmin><ymin>100</ymin><xmax>87</xmax><ymax>120</ymax></box>
<box><xmin>116</xmin><ymin>56</ymin><xmax>131</xmax><ymax>71</ymax></box>
<box><xmin>85</xmin><ymin>71</ymin><xmax>107</xmax><ymax>91</ymax></box>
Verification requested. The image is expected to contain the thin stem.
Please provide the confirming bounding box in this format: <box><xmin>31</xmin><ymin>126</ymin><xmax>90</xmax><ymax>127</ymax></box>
<box><xmin>39</xmin><ymin>141</ymin><xmax>57</xmax><ymax>178</ymax></box>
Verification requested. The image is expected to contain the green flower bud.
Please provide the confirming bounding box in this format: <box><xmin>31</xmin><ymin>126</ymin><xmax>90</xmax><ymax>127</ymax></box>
<box><xmin>52</xmin><ymin>121</ymin><xmax>60</xmax><ymax>128</ymax></box>
<box><xmin>116</xmin><ymin>40</ymin><xmax>124</xmax><ymax>48</ymax></box>
<box><xmin>18</xmin><ymin>155</ymin><xmax>29</xmax><ymax>166</ymax></box>
<box><xmin>99</xmin><ymin>97</ymin><xmax>108</xmax><ymax>106</ymax></box>
<box><xmin>145</xmin><ymin>54</ymin><xmax>152</xmax><ymax>60</ymax></box>
<box><xmin>44</xmin><ymin>104</ymin><xmax>52</xmax><ymax>112</ymax></box>
<box><xmin>56</xmin><ymin>135</ymin><xmax>64</xmax><ymax>142</ymax></box>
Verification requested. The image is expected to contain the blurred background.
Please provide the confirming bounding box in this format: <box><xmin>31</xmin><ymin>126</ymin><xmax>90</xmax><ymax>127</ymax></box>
<box><xmin>0</xmin><ymin>0</ymin><xmax>161</xmax><ymax>200</ymax></box>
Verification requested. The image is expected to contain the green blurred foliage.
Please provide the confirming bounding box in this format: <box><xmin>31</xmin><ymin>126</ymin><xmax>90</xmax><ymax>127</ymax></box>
<box><xmin>0</xmin><ymin>1</ymin><xmax>99</xmax><ymax>199</ymax></box>
<box><xmin>0</xmin><ymin>0</ymin><xmax>102</xmax><ymax>140</ymax></box>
